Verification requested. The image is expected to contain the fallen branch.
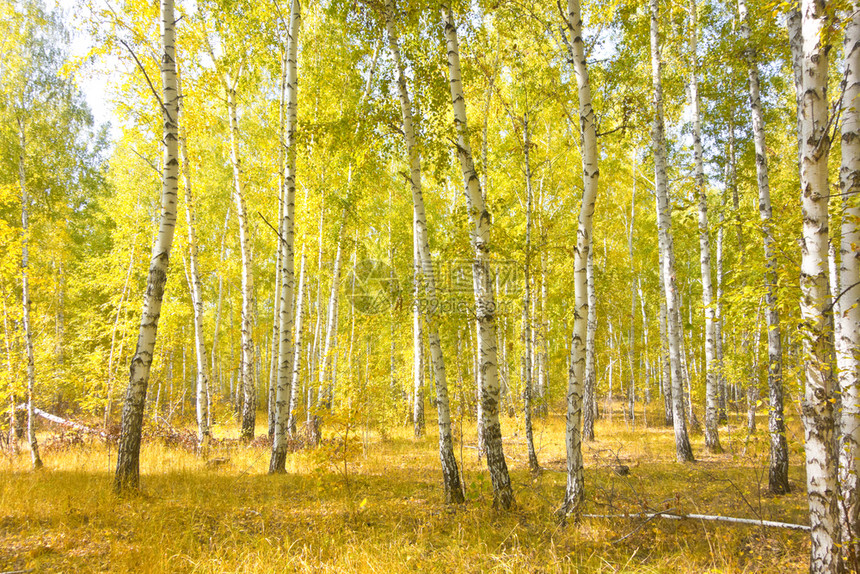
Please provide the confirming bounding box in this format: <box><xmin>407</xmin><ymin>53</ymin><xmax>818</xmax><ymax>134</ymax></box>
<box><xmin>14</xmin><ymin>403</ymin><xmax>107</xmax><ymax>438</ymax></box>
<box><xmin>583</xmin><ymin>512</ymin><xmax>810</xmax><ymax>532</ymax></box>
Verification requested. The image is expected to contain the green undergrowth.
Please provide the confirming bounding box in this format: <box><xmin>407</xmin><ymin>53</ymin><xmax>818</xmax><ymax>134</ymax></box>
<box><xmin>0</xmin><ymin>409</ymin><xmax>811</xmax><ymax>572</ymax></box>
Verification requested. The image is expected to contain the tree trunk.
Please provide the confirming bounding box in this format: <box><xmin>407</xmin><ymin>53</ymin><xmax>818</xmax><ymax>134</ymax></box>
<box><xmin>627</xmin><ymin>159</ymin><xmax>636</xmax><ymax>430</ymax></box>
<box><xmin>412</xmin><ymin>223</ymin><xmax>425</xmax><ymax>438</ymax></box>
<box><xmin>689</xmin><ymin>0</ymin><xmax>720</xmax><ymax>454</ymax></box>
<box><xmin>310</xmin><ymin>232</ymin><xmax>343</xmax><ymax>445</ymax></box>
<box><xmin>798</xmin><ymin>1</ymin><xmax>840</xmax><ymax>571</ymax></box>
<box><xmin>268</xmin><ymin>41</ymin><xmax>290</xmax><ymax>442</ymax></box>
<box><xmin>114</xmin><ymin>0</ymin><xmax>180</xmax><ymax>491</ymax></box>
<box><xmin>387</xmin><ymin>0</ymin><xmax>464</xmax><ymax>501</ymax></box>
<box><xmin>738</xmin><ymin>0</ymin><xmax>789</xmax><ymax>493</ymax></box>
<box><xmin>177</xmin><ymin>70</ymin><xmax>211</xmax><ymax>451</ymax></box>
<box><xmin>558</xmin><ymin>0</ymin><xmax>600</xmax><ymax>514</ymax></box>
<box><xmin>522</xmin><ymin>113</ymin><xmax>539</xmax><ymax>472</ymax></box>
<box><xmin>269</xmin><ymin>0</ymin><xmax>300</xmax><ymax>474</ymax></box>
<box><xmin>17</xmin><ymin>126</ymin><xmax>42</xmax><ymax>471</ymax></box>
<box><xmin>839</xmin><ymin>1</ymin><xmax>860</xmax><ymax>562</ymax></box>
<box><xmin>583</xmin><ymin>246</ymin><xmax>596</xmax><ymax>442</ymax></box>
<box><xmin>224</xmin><ymin>77</ymin><xmax>257</xmax><ymax>443</ymax></box>
<box><xmin>442</xmin><ymin>5</ymin><xmax>512</xmax><ymax>509</ymax></box>
<box><xmin>288</xmin><ymin>249</ymin><xmax>306</xmax><ymax>436</ymax></box>
<box><xmin>650</xmin><ymin>0</ymin><xmax>693</xmax><ymax>462</ymax></box>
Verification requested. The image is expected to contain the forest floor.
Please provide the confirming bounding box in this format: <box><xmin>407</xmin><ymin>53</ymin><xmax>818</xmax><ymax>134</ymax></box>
<box><xmin>0</xmin><ymin>404</ymin><xmax>812</xmax><ymax>573</ymax></box>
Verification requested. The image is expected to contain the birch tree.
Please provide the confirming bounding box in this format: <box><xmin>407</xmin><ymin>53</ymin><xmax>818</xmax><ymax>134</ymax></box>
<box><xmin>559</xmin><ymin>0</ymin><xmax>601</xmax><ymax>513</ymax></box>
<box><xmin>688</xmin><ymin>0</ymin><xmax>720</xmax><ymax>454</ymax></box>
<box><xmin>797</xmin><ymin>1</ymin><xmax>840</xmax><ymax>570</ymax></box>
<box><xmin>177</xmin><ymin>70</ymin><xmax>209</xmax><ymax>450</ymax></box>
<box><xmin>269</xmin><ymin>0</ymin><xmax>300</xmax><ymax>474</ymax></box>
<box><xmin>18</xmin><ymin>122</ymin><xmax>42</xmax><ymax>470</ymax></box>
<box><xmin>838</xmin><ymin>0</ymin><xmax>860</xmax><ymax>559</ymax></box>
<box><xmin>385</xmin><ymin>0</ymin><xmax>465</xmax><ymax>501</ymax></box>
<box><xmin>114</xmin><ymin>0</ymin><xmax>181</xmax><ymax>491</ymax></box>
<box><xmin>737</xmin><ymin>0</ymin><xmax>789</xmax><ymax>494</ymax></box>
<box><xmin>442</xmin><ymin>4</ymin><xmax>512</xmax><ymax>509</ymax></box>
<box><xmin>650</xmin><ymin>0</ymin><xmax>693</xmax><ymax>462</ymax></box>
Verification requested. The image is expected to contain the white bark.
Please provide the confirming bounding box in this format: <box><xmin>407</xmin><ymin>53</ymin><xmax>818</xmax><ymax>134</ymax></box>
<box><xmin>559</xmin><ymin>0</ymin><xmax>600</xmax><ymax>514</ymax></box>
<box><xmin>288</xmin><ymin>248</ymin><xmax>306</xmax><ymax>436</ymax></box>
<box><xmin>689</xmin><ymin>0</ymin><xmax>720</xmax><ymax>454</ymax></box>
<box><xmin>522</xmin><ymin>113</ymin><xmax>539</xmax><ymax>472</ymax></box>
<box><xmin>310</xmin><ymin>233</ymin><xmax>343</xmax><ymax>444</ymax></box>
<box><xmin>738</xmin><ymin>0</ymin><xmax>789</xmax><ymax>494</ymax></box>
<box><xmin>224</xmin><ymin>76</ymin><xmax>257</xmax><ymax>442</ymax></box>
<box><xmin>582</xmin><ymin>246</ymin><xmax>597</xmax><ymax>441</ymax></box>
<box><xmin>412</xmin><ymin>221</ymin><xmax>425</xmax><ymax>437</ymax></box>
<box><xmin>270</xmin><ymin>0</ymin><xmax>300</xmax><ymax>473</ymax></box>
<box><xmin>650</xmin><ymin>0</ymin><xmax>693</xmax><ymax>462</ymax></box>
<box><xmin>798</xmin><ymin>1</ymin><xmax>840</xmax><ymax>570</ymax></box>
<box><xmin>386</xmin><ymin>0</ymin><xmax>464</xmax><ymax>501</ymax></box>
<box><xmin>177</xmin><ymin>70</ymin><xmax>210</xmax><ymax>450</ymax></box>
<box><xmin>17</xmin><ymin>125</ymin><xmax>41</xmax><ymax>470</ymax></box>
<box><xmin>839</xmin><ymin>0</ymin><xmax>860</xmax><ymax>559</ymax></box>
<box><xmin>114</xmin><ymin>0</ymin><xmax>180</xmax><ymax>490</ymax></box>
<box><xmin>442</xmin><ymin>5</ymin><xmax>512</xmax><ymax>509</ymax></box>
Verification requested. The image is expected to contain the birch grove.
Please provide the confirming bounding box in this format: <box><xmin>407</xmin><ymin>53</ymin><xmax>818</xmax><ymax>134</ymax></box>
<box><xmin>7</xmin><ymin>0</ymin><xmax>860</xmax><ymax>568</ymax></box>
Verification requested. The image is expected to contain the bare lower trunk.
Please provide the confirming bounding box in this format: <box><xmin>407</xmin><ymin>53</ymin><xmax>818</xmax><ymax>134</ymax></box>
<box><xmin>114</xmin><ymin>0</ymin><xmax>180</xmax><ymax>490</ymax></box>
<box><xmin>412</xmin><ymin>227</ymin><xmax>425</xmax><ymax>438</ymax></box>
<box><xmin>443</xmin><ymin>5</ymin><xmax>511</xmax><ymax>509</ymax></box>
<box><xmin>288</xmin><ymin>250</ymin><xmax>306</xmax><ymax>436</ymax></box>
<box><xmin>582</xmin><ymin>247</ymin><xmax>596</xmax><ymax>442</ymax></box>
<box><xmin>310</xmin><ymin>232</ymin><xmax>344</xmax><ymax>445</ymax></box>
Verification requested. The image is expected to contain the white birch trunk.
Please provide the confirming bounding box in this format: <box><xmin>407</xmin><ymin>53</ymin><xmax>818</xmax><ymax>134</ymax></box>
<box><xmin>387</xmin><ymin>0</ymin><xmax>464</xmax><ymax>501</ymax></box>
<box><xmin>310</xmin><ymin>234</ymin><xmax>343</xmax><ymax>444</ymax></box>
<box><xmin>224</xmin><ymin>78</ymin><xmax>257</xmax><ymax>442</ymax></box>
<box><xmin>689</xmin><ymin>0</ymin><xmax>720</xmax><ymax>454</ymax></box>
<box><xmin>582</xmin><ymin>245</ymin><xmax>597</xmax><ymax>441</ymax></box>
<box><xmin>522</xmin><ymin>113</ymin><xmax>539</xmax><ymax>472</ymax></box>
<box><xmin>738</xmin><ymin>0</ymin><xmax>789</xmax><ymax>494</ymax></box>
<box><xmin>114</xmin><ymin>0</ymin><xmax>180</xmax><ymax>490</ymax></box>
<box><xmin>269</xmin><ymin>0</ymin><xmax>300</xmax><ymax>473</ymax></box>
<box><xmin>798</xmin><ymin>1</ymin><xmax>840</xmax><ymax>570</ymax></box>
<box><xmin>443</xmin><ymin>5</ymin><xmax>512</xmax><ymax>509</ymax></box>
<box><xmin>412</xmin><ymin>220</ymin><xmax>425</xmax><ymax>437</ymax></box>
<box><xmin>651</xmin><ymin>0</ymin><xmax>694</xmax><ymax>462</ymax></box>
<box><xmin>839</xmin><ymin>1</ymin><xmax>860</xmax><ymax>560</ymax></box>
<box><xmin>17</xmin><ymin>126</ymin><xmax>41</xmax><ymax>470</ymax></box>
<box><xmin>288</xmin><ymin>248</ymin><xmax>306</xmax><ymax>436</ymax></box>
<box><xmin>559</xmin><ymin>0</ymin><xmax>600</xmax><ymax>513</ymax></box>
<box><xmin>177</xmin><ymin>71</ymin><xmax>210</xmax><ymax>450</ymax></box>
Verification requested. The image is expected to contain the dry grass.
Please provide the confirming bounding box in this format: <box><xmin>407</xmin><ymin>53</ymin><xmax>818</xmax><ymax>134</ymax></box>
<box><xmin>0</xmin><ymin>407</ymin><xmax>811</xmax><ymax>573</ymax></box>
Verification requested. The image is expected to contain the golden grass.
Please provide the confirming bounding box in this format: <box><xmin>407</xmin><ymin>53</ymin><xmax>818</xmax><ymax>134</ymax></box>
<box><xmin>0</xmin><ymin>407</ymin><xmax>811</xmax><ymax>573</ymax></box>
